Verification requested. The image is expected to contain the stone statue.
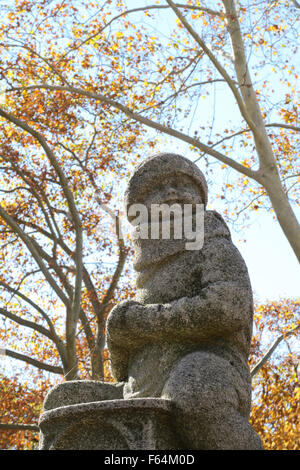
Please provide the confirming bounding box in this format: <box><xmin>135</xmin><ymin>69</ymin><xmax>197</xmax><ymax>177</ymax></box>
<box><xmin>106</xmin><ymin>153</ymin><xmax>263</xmax><ymax>450</ymax></box>
<box><xmin>38</xmin><ymin>152</ymin><xmax>263</xmax><ymax>450</ymax></box>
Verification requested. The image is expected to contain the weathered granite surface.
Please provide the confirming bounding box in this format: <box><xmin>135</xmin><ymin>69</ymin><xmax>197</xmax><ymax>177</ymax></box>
<box><xmin>39</xmin><ymin>398</ymin><xmax>180</xmax><ymax>450</ymax></box>
<box><xmin>39</xmin><ymin>152</ymin><xmax>263</xmax><ymax>450</ymax></box>
<box><xmin>124</xmin><ymin>153</ymin><xmax>208</xmax><ymax>219</ymax></box>
<box><xmin>106</xmin><ymin>152</ymin><xmax>263</xmax><ymax>450</ymax></box>
<box><xmin>42</xmin><ymin>381</ymin><xmax>124</xmax><ymax>411</ymax></box>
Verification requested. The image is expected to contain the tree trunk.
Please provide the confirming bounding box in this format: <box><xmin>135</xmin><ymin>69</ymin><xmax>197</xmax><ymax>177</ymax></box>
<box><xmin>66</xmin><ymin>316</ymin><xmax>78</xmax><ymax>380</ymax></box>
<box><xmin>91</xmin><ymin>324</ymin><xmax>105</xmax><ymax>380</ymax></box>
<box><xmin>260</xmin><ymin>172</ymin><xmax>300</xmax><ymax>263</ymax></box>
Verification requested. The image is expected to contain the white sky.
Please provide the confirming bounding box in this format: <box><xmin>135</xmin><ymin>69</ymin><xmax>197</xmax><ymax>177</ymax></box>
<box><xmin>231</xmin><ymin>210</ymin><xmax>300</xmax><ymax>303</ymax></box>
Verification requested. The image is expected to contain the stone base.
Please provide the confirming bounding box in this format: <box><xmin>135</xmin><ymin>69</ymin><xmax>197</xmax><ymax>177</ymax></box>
<box><xmin>38</xmin><ymin>398</ymin><xmax>181</xmax><ymax>450</ymax></box>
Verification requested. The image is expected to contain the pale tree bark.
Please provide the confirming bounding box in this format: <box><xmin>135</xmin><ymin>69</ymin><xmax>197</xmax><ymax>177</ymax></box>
<box><xmin>1</xmin><ymin>348</ymin><xmax>64</xmax><ymax>375</ymax></box>
<box><xmin>220</xmin><ymin>0</ymin><xmax>300</xmax><ymax>261</ymax></box>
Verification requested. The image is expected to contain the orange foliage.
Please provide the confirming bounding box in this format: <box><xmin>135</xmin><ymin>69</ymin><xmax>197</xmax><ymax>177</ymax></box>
<box><xmin>250</xmin><ymin>299</ymin><xmax>300</xmax><ymax>450</ymax></box>
<box><xmin>0</xmin><ymin>374</ymin><xmax>49</xmax><ymax>450</ymax></box>
<box><xmin>0</xmin><ymin>0</ymin><xmax>299</xmax><ymax>450</ymax></box>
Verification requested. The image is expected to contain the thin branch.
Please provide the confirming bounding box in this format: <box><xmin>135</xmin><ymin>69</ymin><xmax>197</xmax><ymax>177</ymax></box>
<box><xmin>251</xmin><ymin>324</ymin><xmax>300</xmax><ymax>378</ymax></box>
<box><xmin>0</xmin><ymin>185</ymin><xmax>28</xmax><ymax>194</ymax></box>
<box><xmin>233</xmin><ymin>193</ymin><xmax>265</xmax><ymax>220</ymax></box>
<box><xmin>0</xmin><ymin>307</ymin><xmax>53</xmax><ymax>340</ymax></box>
<box><xmin>9</xmin><ymin>216</ymin><xmax>58</xmax><ymax>245</ymax></box>
<box><xmin>6</xmin><ymin>84</ymin><xmax>258</xmax><ymax>180</ymax></box>
<box><xmin>282</xmin><ymin>173</ymin><xmax>300</xmax><ymax>181</ymax></box>
<box><xmin>0</xmin><ymin>280</ymin><xmax>56</xmax><ymax>332</ymax></box>
<box><xmin>166</xmin><ymin>0</ymin><xmax>255</xmax><ymax>130</ymax></box>
<box><xmin>0</xmin><ymin>281</ymin><xmax>68</xmax><ymax>371</ymax></box>
<box><xmin>0</xmin><ymin>204</ymin><xmax>70</xmax><ymax>308</ymax></box>
<box><xmin>0</xmin><ymin>106</ymin><xmax>83</xmax><ymax>327</ymax></box>
<box><xmin>2</xmin><ymin>348</ymin><xmax>64</xmax><ymax>375</ymax></box>
<box><xmin>61</xmin><ymin>3</ymin><xmax>222</xmax><ymax>58</ymax></box>
<box><xmin>193</xmin><ymin>121</ymin><xmax>300</xmax><ymax>163</ymax></box>
<box><xmin>0</xmin><ymin>423</ymin><xmax>39</xmax><ymax>432</ymax></box>
<box><xmin>266</xmin><ymin>123</ymin><xmax>300</xmax><ymax>132</ymax></box>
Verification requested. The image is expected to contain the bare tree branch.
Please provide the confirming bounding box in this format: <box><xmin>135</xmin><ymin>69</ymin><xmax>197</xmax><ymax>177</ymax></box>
<box><xmin>0</xmin><ymin>423</ymin><xmax>39</xmax><ymax>432</ymax></box>
<box><xmin>266</xmin><ymin>123</ymin><xmax>300</xmax><ymax>132</ymax></box>
<box><xmin>0</xmin><ymin>205</ymin><xmax>71</xmax><ymax>308</ymax></box>
<box><xmin>0</xmin><ymin>280</ymin><xmax>68</xmax><ymax>370</ymax></box>
<box><xmin>251</xmin><ymin>324</ymin><xmax>300</xmax><ymax>377</ymax></box>
<box><xmin>166</xmin><ymin>0</ymin><xmax>255</xmax><ymax>130</ymax></box>
<box><xmin>291</xmin><ymin>0</ymin><xmax>300</xmax><ymax>9</ymax></box>
<box><xmin>5</xmin><ymin>84</ymin><xmax>258</xmax><ymax>180</ymax></box>
<box><xmin>0</xmin><ymin>280</ymin><xmax>54</xmax><ymax>332</ymax></box>
<box><xmin>2</xmin><ymin>348</ymin><xmax>64</xmax><ymax>375</ymax></box>
<box><xmin>0</xmin><ymin>307</ymin><xmax>53</xmax><ymax>340</ymax></box>
<box><xmin>60</xmin><ymin>3</ymin><xmax>222</xmax><ymax>58</ymax></box>
<box><xmin>0</xmin><ymin>106</ymin><xmax>84</xmax><ymax>378</ymax></box>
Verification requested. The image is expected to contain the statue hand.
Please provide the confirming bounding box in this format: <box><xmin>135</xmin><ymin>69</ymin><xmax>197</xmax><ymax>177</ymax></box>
<box><xmin>106</xmin><ymin>299</ymin><xmax>142</xmax><ymax>346</ymax></box>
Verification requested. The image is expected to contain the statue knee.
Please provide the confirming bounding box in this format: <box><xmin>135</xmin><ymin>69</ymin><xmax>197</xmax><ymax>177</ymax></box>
<box><xmin>161</xmin><ymin>351</ymin><xmax>241</xmax><ymax>413</ymax></box>
<box><xmin>43</xmin><ymin>380</ymin><xmax>124</xmax><ymax>411</ymax></box>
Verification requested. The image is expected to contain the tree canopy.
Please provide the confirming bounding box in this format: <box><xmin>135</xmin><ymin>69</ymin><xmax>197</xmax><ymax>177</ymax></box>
<box><xmin>0</xmin><ymin>0</ymin><xmax>299</xmax><ymax>450</ymax></box>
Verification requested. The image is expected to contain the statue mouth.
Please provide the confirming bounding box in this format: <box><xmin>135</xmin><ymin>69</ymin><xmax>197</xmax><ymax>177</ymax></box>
<box><xmin>161</xmin><ymin>195</ymin><xmax>196</xmax><ymax>206</ymax></box>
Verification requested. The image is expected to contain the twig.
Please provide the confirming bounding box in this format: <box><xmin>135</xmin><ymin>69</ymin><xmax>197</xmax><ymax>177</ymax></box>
<box><xmin>0</xmin><ymin>423</ymin><xmax>39</xmax><ymax>432</ymax></box>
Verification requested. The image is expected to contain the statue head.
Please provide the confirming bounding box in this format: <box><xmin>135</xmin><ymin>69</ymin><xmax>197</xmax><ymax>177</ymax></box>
<box><xmin>124</xmin><ymin>153</ymin><xmax>208</xmax><ymax>223</ymax></box>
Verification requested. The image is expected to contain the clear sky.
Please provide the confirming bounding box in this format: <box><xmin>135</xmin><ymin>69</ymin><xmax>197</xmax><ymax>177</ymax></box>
<box><xmin>230</xmin><ymin>209</ymin><xmax>299</xmax><ymax>303</ymax></box>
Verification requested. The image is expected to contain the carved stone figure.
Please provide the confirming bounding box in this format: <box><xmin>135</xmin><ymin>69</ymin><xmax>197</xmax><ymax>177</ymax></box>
<box><xmin>106</xmin><ymin>152</ymin><xmax>263</xmax><ymax>449</ymax></box>
<box><xmin>39</xmin><ymin>152</ymin><xmax>263</xmax><ymax>450</ymax></box>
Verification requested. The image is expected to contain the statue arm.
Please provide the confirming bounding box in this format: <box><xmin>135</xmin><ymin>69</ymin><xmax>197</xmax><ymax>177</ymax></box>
<box><xmin>106</xmin><ymin>237</ymin><xmax>253</xmax><ymax>351</ymax></box>
<box><xmin>108</xmin><ymin>284</ymin><xmax>251</xmax><ymax>349</ymax></box>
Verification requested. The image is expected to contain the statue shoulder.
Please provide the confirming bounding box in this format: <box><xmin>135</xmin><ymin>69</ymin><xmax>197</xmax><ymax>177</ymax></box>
<box><xmin>204</xmin><ymin>210</ymin><xmax>231</xmax><ymax>241</ymax></box>
<box><xmin>202</xmin><ymin>211</ymin><xmax>251</xmax><ymax>288</ymax></box>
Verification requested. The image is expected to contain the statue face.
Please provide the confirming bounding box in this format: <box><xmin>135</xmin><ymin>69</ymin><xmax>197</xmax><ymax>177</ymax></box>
<box><xmin>141</xmin><ymin>174</ymin><xmax>203</xmax><ymax>209</ymax></box>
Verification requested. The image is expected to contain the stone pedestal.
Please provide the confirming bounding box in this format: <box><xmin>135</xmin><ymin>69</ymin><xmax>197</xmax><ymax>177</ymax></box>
<box><xmin>39</xmin><ymin>398</ymin><xmax>181</xmax><ymax>450</ymax></box>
